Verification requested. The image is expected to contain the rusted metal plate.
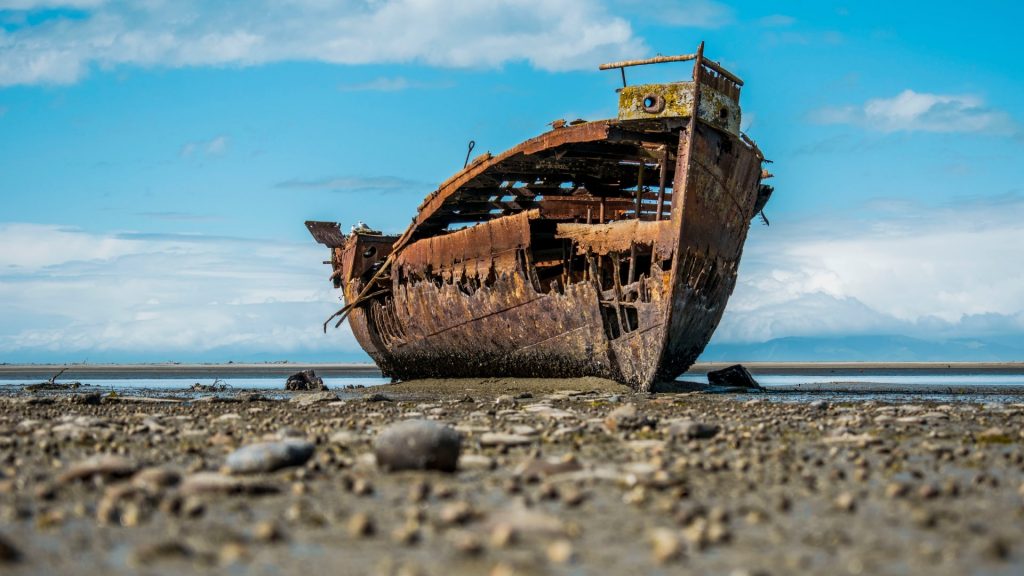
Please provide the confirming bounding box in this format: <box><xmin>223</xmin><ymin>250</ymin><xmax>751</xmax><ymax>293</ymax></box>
<box><xmin>305</xmin><ymin>221</ymin><xmax>347</xmax><ymax>247</ymax></box>
<box><xmin>311</xmin><ymin>43</ymin><xmax>770</xmax><ymax>391</ymax></box>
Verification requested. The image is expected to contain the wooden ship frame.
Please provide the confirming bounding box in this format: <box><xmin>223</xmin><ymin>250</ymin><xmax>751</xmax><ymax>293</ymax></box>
<box><xmin>306</xmin><ymin>43</ymin><xmax>773</xmax><ymax>391</ymax></box>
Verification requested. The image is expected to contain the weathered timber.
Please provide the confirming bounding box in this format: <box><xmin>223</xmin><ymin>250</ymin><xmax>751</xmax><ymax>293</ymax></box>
<box><xmin>305</xmin><ymin>42</ymin><xmax>772</xmax><ymax>391</ymax></box>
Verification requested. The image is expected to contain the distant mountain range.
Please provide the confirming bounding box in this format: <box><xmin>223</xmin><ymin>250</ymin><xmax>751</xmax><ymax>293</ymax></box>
<box><xmin>699</xmin><ymin>335</ymin><xmax>1024</xmax><ymax>362</ymax></box>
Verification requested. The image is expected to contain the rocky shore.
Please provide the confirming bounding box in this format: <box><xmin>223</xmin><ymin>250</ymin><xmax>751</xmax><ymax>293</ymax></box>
<box><xmin>1</xmin><ymin>377</ymin><xmax>1022</xmax><ymax>575</ymax></box>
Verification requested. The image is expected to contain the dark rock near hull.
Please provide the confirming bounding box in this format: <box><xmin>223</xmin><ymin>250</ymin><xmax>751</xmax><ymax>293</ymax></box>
<box><xmin>286</xmin><ymin>370</ymin><xmax>327</xmax><ymax>391</ymax></box>
<box><xmin>706</xmin><ymin>364</ymin><xmax>762</xmax><ymax>390</ymax></box>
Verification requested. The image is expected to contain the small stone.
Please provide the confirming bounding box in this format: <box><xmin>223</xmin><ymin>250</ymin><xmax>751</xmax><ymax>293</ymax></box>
<box><xmin>480</xmin><ymin>433</ymin><xmax>535</xmax><ymax>448</ymax></box>
<box><xmin>458</xmin><ymin>454</ymin><xmax>496</xmax><ymax>471</ymax></box>
<box><xmin>605</xmin><ymin>404</ymin><xmax>655</xmax><ymax>431</ymax></box>
<box><xmin>885</xmin><ymin>482</ymin><xmax>909</xmax><ymax>499</ymax></box>
<box><xmin>650</xmin><ymin>528</ymin><xmax>682</xmax><ymax>564</ymax></box>
<box><xmin>290</xmin><ymin>391</ymin><xmax>338</xmax><ymax>406</ymax></box>
<box><xmin>977</xmin><ymin>427</ymin><xmax>1011</xmax><ymax>443</ymax></box>
<box><xmin>58</xmin><ymin>455</ymin><xmax>137</xmax><ymax>485</ymax></box>
<box><xmin>285</xmin><ymin>369</ymin><xmax>327</xmax><ymax>391</ymax></box>
<box><xmin>547</xmin><ymin>539</ymin><xmax>575</xmax><ymax>564</ymax></box>
<box><xmin>515</xmin><ymin>454</ymin><xmax>582</xmax><ymax>480</ymax></box>
<box><xmin>392</xmin><ymin>521</ymin><xmax>421</xmax><ymax>546</ymax></box>
<box><xmin>347</xmin><ymin>512</ymin><xmax>375</xmax><ymax>538</ymax></box>
<box><xmin>253</xmin><ymin>521</ymin><xmax>285</xmax><ymax>543</ymax></box>
<box><xmin>179</xmin><ymin>472</ymin><xmax>279</xmax><ymax>497</ymax></box>
<box><xmin>218</xmin><ymin>542</ymin><xmax>248</xmax><ymax>565</ymax></box>
<box><xmin>439</xmin><ymin>501</ymin><xmax>476</xmax><ymax>525</ymax></box>
<box><xmin>706</xmin><ymin>364</ymin><xmax>761</xmax><ymax>390</ymax></box>
<box><xmin>918</xmin><ymin>483</ymin><xmax>940</xmax><ymax>500</ymax></box>
<box><xmin>131</xmin><ymin>540</ymin><xmax>192</xmax><ymax>565</ymax></box>
<box><xmin>834</xmin><ymin>492</ymin><xmax>857</xmax><ymax>512</ymax></box>
<box><xmin>449</xmin><ymin>530</ymin><xmax>484</xmax><ymax>556</ymax></box>
<box><xmin>374</xmin><ymin>420</ymin><xmax>461</xmax><ymax>473</ymax></box>
<box><xmin>224</xmin><ymin>439</ymin><xmax>315</xmax><ymax>475</ymax></box>
<box><xmin>665</xmin><ymin>419</ymin><xmax>720</xmax><ymax>440</ymax></box>
<box><xmin>0</xmin><ymin>533</ymin><xmax>21</xmax><ymax>563</ymax></box>
<box><xmin>366</xmin><ymin>393</ymin><xmax>393</xmax><ymax>402</ymax></box>
<box><xmin>490</xmin><ymin>523</ymin><xmax>516</xmax><ymax>548</ymax></box>
<box><xmin>352</xmin><ymin>477</ymin><xmax>374</xmax><ymax>496</ymax></box>
<box><xmin>132</xmin><ymin>466</ymin><xmax>182</xmax><ymax>491</ymax></box>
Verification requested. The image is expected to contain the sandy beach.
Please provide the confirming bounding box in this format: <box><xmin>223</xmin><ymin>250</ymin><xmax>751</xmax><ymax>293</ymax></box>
<box><xmin>1</xmin><ymin>377</ymin><xmax>1022</xmax><ymax>575</ymax></box>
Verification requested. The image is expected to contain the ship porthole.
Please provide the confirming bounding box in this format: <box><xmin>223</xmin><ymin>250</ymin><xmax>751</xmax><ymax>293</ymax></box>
<box><xmin>719</xmin><ymin>107</ymin><xmax>729</xmax><ymax>120</ymax></box>
<box><xmin>642</xmin><ymin>94</ymin><xmax>665</xmax><ymax>114</ymax></box>
<box><xmin>363</xmin><ymin>246</ymin><xmax>377</xmax><ymax>258</ymax></box>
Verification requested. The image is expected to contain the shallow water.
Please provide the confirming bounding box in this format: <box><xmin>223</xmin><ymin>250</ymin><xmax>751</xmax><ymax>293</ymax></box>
<box><xmin>3</xmin><ymin>372</ymin><xmax>1024</xmax><ymax>403</ymax></box>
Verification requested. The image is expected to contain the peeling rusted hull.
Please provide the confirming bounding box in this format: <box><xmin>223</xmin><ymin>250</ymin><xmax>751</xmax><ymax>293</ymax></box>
<box><xmin>308</xmin><ymin>46</ymin><xmax>771</xmax><ymax>390</ymax></box>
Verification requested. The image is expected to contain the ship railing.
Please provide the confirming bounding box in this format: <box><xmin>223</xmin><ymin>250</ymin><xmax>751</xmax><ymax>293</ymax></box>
<box><xmin>599</xmin><ymin>42</ymin><xmax>742</xmax><ymax>100</ymax></box>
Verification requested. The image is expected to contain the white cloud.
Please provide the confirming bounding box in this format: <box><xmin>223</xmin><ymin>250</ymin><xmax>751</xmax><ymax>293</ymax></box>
<box><xmin>0</xmin><ymin>0</ymin><xmax>647</xmax><ymax>86</ymax></box>
<box><xmin>812</xmin><ymin>89</ymin><xmax>1018</xmax><ymax>135</ymax></box>
<box><xmin>613</xmin><ymin>0</ymin><xmax>733</xmax><ymax>28</ymax></box>
<box><xmin>337</xmin><ymin>76</ymin><xmax>453</xmax><ymax>92</ymax></box>
<box><xmin>180</xmin><ymin>135</ymin><xmax>229</xmax><ymax>158</ymax></box>
<box><xmin>716</xmin><ymin>195</ymin><xmax>1024</xmax><ymax>342</ymax></box>
<box><xmin>0</xmin><ymin>225</ymin><xmax>360</xmax><ymax>360</ymax></box>
<box><xmin>0</xmin><ymin>0</ymin><xmax>106</xmax><ymax>8</ymax></box>
<box><xmin>275</xmin><ymin>175</ymin><xmax>428</xmax><ymax>193</ymax></box>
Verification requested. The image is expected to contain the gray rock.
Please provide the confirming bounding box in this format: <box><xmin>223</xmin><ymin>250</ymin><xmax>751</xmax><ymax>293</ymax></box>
<box><xmin>289</xmin><ymin>391</ymin><xmax>338</xmax><ymax>406</ymax></box>
<box><xmin>58</xmin><ymin>454</ymin><xmax>138</xmax><ymax>485</ymax></box>
<box><xmin>666</xmin><ymin>419</ymin><xmax>720</xmax><ymax>440</ymax></box>
<box><xmin>225</xmin><ymin>439</ymin><xmax>315</xmax><ymax>474</ymax></box>
<box><xmin>706</xmin><ymin>364</ymin><xmax>762</xmax><ymax>390</ymax></box>
<box><xmin>374</xmin><ymin>420</ymin><xmax>461</xmax><ymax>473</ymax></box>
<box><xmin>605</xmin><ymin>404</ymin><xmax>655</xmax><ymax>431</ymax></box>
<box><xmin>285</xmin><ymin>369</ymin><xmax>327</xmax><ymax>391</ymax></box>
<box><xmin>179</xmin><ymin>472</ymin><xmax>279</xmax><ymax>496</ymax></box>
<box><xmin>0</xmin><ymin>533</ymin><xmax>21</xmax><ymax>563</ymax></box>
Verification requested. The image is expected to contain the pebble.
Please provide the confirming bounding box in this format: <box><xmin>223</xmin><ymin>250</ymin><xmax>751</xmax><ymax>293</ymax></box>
<box><xmin>650</xmin><ymin>528</ymin><xmax>682</xmax><ymax>563</ymax></box>
<box><xmin>448</xmin><ymin>530</ymin><xmax>484</xmax><ymax>555</ymax></box>
<box><xmin>224</xmin><ymin>439</ymin><xmax>315</xmax><ymax>474</ymax></box>
<box><xmin>515</xmin><ymin>455</ymin><xmax>582</xmax><ymax>480</ymax></box>
<box><xmin>57</xmin><ymin>455</ymin><xmax>138</xmax><ymax>485</ymax></box>
<box><xmin>253</xmin><ymin>521</ymin><xmax>286</xmax><ymax>543</ymax></box>
<box><xmin>0</xmin><ymin>533</ymin><xmax>20</xmax><ymax>563</ymax></box>
<box><xmin>546</xmin><ymin>539</ymin><xmax>575</xmax><ymax>564</ymax></box>
<box><xmin>179</xmin><ymin>472</ymin><xmax>279</xmax><ymax>496</ymax></box>
<box><xmin>834</xmin><ymin>492</ymin><xmax>857</xmax><ymax>512</ymax></box>
<box><xmin>479</xmin><ymin>433</ymin><xmax>535</xmax><ymax>447</ymax></box>
<box><xmin>439</xmin><ymin>501</ymin><xmax>476</xmax><ymax>525</ymax></box>
<box><xmin>289</xmin><ymin>391</ymin><xmax>338</xmax><ymax>406</ymax></box>
<box><xmin>347</xmin><ymin>512</ymin><xmax>375</xmax><ymax>538</ymax></box>
<box><xmin>374</xmin><ymin>420</ymin><xmax>461</xmax><ymax>473</ymax></box>
<box><xmin>605</xmin><ymin>404</ymin><xmax>655</xmax><ymax>431</ymax></box>
<box><xmin>665</xmin><ymin>418</ymin><xmax>720</xmax><ymax>440</ymax></box>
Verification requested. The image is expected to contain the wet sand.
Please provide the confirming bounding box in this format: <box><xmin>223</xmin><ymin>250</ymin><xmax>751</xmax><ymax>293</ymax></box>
<box><xmin>1</xmin><ymin>378</ymin><xmax>1023</xmax><ymax>575</ymax></box>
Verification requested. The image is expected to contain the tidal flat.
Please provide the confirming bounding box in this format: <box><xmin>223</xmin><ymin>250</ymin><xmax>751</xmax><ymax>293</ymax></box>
<box><xmin>1</xmin><ymin>377</ymin><xmax>1023</xmax><ymax>575</ymax></box>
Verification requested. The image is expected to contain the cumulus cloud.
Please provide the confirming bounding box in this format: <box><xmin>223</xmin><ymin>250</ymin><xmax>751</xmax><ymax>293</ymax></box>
<box><xmin>180</xmin><ymin>135</ymin><xmax>229</xmax><ymax>158</ymax></box>
<box><xmin>715</xmin><ymin>194</ymin><xmax>1024</xmax><ymax>343</ymax></box>
<box><xmin>275</xmin><ymin>175</ymin><xmax>428</xmax><ymax>194</ymax></box>
<box><xmin>337</xmin><ymin>76</ymin><xmax>453</xmax><ymax>92</ymax></box>
<box><xmin>0</xmin><ymin>0</ymin><xmax>647</xmax><ymax>86</ymax></box>
<box><xmin>613</xmin><ymin>0</ymin><xmax>733</xmax><ymax>28</ymax></box>
<box><xmin>0</xmin><ymin>224</ymin><xmax>360</xmax><ymax>361</ymax></box>
<box><xmin>811</xmin><ymin>89</ymin><xmax>1018</xmax><ymax>135</ymax></box>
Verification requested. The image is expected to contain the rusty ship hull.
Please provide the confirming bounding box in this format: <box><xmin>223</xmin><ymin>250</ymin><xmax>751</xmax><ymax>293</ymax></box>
<box><xmin>307</xmin><ymin>44</ymin><xmax>772</xmax><ymax>391</ymax></box>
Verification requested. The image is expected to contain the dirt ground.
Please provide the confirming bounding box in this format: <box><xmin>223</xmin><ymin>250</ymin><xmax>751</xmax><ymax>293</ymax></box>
<box><xmin>1</xmin><ymin>377</ymin><xmax>1022</xmax><ymax>575</ymax></box>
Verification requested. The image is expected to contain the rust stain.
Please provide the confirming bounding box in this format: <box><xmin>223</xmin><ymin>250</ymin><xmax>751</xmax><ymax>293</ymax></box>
<box><xmin>305</xmin><ymin>41</ymin><xmax>773</xmax><ymax>391</ymax></box>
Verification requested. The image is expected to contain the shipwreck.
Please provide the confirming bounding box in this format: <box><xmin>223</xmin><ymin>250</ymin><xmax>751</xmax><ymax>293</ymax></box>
<box><xmin>306</xmin><ymin>43</ymin><xmax>773</xmax><ymax>391</ymax></box>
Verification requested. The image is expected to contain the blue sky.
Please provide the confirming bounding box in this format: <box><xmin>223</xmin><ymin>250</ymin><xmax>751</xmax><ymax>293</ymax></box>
<box><xmin>1</xmin><ymin>0</ymin><xmax>1022</xmax><ymax>363</ymax></box>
